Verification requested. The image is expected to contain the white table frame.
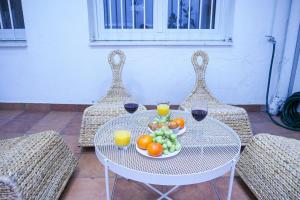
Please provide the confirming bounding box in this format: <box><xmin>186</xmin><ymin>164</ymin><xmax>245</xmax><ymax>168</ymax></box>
<box><xmin>96</xmin><ymin>148</ymin><xmax>238</xmax><ymax>200</ymax></box>
<box><xmin>94</xmin><ymin>112</ymin><xmax>241</xmax><ymax>200</ymax></box>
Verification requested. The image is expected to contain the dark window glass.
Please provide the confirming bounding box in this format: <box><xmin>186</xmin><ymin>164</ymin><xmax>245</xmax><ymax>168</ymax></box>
<box><xmin>201</xmin><ymin>0</ymin><xmax>211</xmax><ymax>29</ymax></box>
<box><xmin>145</xmin><ymin>0</ymin><xmax>153</xmax><ymax>29</ymax></box>
<box><xmin>103</xmin><ymin>0</ymin><xmax>110</xmax><ymax>28</ymax></box>
<box><xmin>168</xmin><ymin>0</ymin><xmax>177</xmax><ymax>29</ymax></box>
<box><xmin>0</xmin><ymin>0</ymin><xmax>12</xmax><ymax>29</ymax></box>
<box><xmin>167</xmin><ymin>0</ymin><xmax>216</xmax><ymax>30</ymax></box>
<box><xmin>103</xmin><ymin>0</ymin><xmax>153</xmax><ymax>29</ymax></box>
<box><xmin>10</xmin><ymin>0</ymin><xmax>25</xmax><ymax>28</ymax></box>
<box><xmin>122</xmin><ymin>0</ymin><xmax>133</xmax><ymax>29</ymax></box>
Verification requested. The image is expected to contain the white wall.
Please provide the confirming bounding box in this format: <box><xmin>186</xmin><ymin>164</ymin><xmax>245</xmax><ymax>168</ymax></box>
<box><xmin>0</xmin><ymin>0</ymin><xmax>291</xmax><ymax>105</ymax></box>
<box><xmin>293</xmin><ymin>54</ymin><xmax>300</xmax><ymax>93</ymax></box>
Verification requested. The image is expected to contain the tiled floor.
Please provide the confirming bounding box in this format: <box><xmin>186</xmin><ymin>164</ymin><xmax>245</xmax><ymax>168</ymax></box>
<box><xmin>0</xmin><ymin>110</ymin><xmax>299</xmax><ymax>200</ymax></box>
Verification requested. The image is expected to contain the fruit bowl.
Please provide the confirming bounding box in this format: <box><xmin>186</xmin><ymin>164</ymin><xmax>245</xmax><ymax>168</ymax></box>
<box><xmin>148</xmin><ymin>116</ymin><xmax>186</xmax><ymax>135</ymax></box>
<box><xmin>136</xmin><ymin>128</ymin><xmax>182</xmax><ymax>159</ymax></box>
<box><xmin>135</xmin><ymin>143</ymin><xmax>181</xmax><ymax>159</ymax></box>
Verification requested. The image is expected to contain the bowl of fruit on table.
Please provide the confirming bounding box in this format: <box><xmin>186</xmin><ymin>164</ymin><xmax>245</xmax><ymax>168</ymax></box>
<box><xmin>136</xmin><ymin>128</ymin><xmax>182</xmax><ymax>158</ymax></box>
<box><xmin>148</xmin><ymin>116</ymin><xmax>186</xmax><ymax>135</ymax></box>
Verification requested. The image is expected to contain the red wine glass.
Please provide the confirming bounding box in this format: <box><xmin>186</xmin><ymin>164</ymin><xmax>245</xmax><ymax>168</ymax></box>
<box><xmin>124</xmin><ymin>99</ymin><xmax>139</xmax><ymax>114</ymax></box>
<box><xmin>191</xmin><ymin>99</ymin><xmax>208</xmax><ymax>122</ymax></box>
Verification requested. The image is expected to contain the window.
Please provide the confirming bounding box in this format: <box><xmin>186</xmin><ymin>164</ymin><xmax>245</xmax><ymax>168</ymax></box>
<box><xmin>0</xmin><ymin>0</ymin><xmax>26</xmax><ymax>41</ymax></box>
<box><xmin>88</xmin><ymin>0</ymin><xmax>233</xmax><ymax>43</ymax></box>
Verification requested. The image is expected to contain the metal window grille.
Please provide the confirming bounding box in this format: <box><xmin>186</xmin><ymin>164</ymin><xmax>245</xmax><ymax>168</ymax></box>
<box><xmin>89</xmin><ymin>0</ymin><xmax>233</xmax><ymax>42</ymax></box>
<box><xmin>168</xmin><ymin>0</ymin><xmax>216</xmax><ymax>30</ymax></box>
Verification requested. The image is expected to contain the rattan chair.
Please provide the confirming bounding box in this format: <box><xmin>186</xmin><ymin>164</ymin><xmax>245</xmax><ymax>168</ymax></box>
<box><xmin>179</xmin><ymin>50</ymin><xmax>253</xmax><ymax>145</ymax></box>
<box><xmin>0</xmin><ymin>131</ymin><xmax>78</xmax><ymax>200</ymax></box>
<box><xmin>79</xmin><ymin>50</ymin><xmax>146</xmax><ymax>147</ymax></box>
<box><xmin>237</xmin><ymin>134</ymin><xmax>300</xmax><ymax>199</ymax></box>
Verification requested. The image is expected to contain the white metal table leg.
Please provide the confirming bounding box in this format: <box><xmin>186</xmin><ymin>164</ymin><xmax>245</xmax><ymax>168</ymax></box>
<box><xmin>145</xmin><ymin>183</ymin><xmax>165</xmax><ymax>196</ymax></box>
<box><xmin>104</xmin><ymin>159</ymin><xmax>110</xmax><ymax>200</ymax></box>
<box><xmin>144</xmin><ymin>183</ymin><xmax>179</xmax><ymax>200</ymax></box>
<box><xmin>157</xmin><ymin>185</ymin><xmax>179</xmax><ymax>200</ymax></box>
<box><xmin>227</xmin><ymin>161</ymin><xmax>236</xmax><ymax>200</ymax></box>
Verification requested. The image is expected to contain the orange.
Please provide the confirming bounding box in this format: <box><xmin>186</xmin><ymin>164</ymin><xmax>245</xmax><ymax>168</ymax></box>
<box><xmin>174</xmin><ymin>118</ymin><xmax>185</xmax><ymax>129</ymax></box>
<box><xmin>137</xmin><ymin>135</ymin><xmax>153</xmax><ymax>150</ymax></box>
<box><xmin>147</xmin><ymin>142</ymin><xmax>163</xmax><ymax>157</ymax></box>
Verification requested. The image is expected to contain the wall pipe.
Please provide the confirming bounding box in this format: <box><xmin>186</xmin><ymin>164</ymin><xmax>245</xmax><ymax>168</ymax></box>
<box><xmin>268</xmin><ymin>0</ymin><xmax>300</xmax><ymax>115</ymax></box>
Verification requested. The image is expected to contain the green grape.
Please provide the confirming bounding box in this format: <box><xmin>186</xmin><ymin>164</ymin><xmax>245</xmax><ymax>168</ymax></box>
<box><xmin>175</xmin><ymin>143</ymin><xmax>181</xmax><ymax>151</ymax></box>
<box><xmin>157</xmin><ymin>139</ymin><xmax>163</xmax><ymax>144</ymax></box>
<box><xmin>162</xmin><ymin>143</ymin><xmax>168</xmax><ymax>149</ymax></box>
<box><xmin>169</xmin><ymin>145</ymin><xmax>175</xmax><ymax>153</ymax></box>
<box><xmin>170</xmin><ymin>137</ymin><xmax>175</xmax><ymax>142</ymax></box>
<box><xmin>158</xmin><ymin>131</ymin><xmax>163</xmax><ymax>136</ymax></box>
<box><xmin>166</xmin><ymin>130</ymin><xmax>173</xmax><ymax>135</ymax></box>
<box><xmin>165</xmin><ymin>131</ymin><xmax>171</xmax><ymax>137</ymax></box>
<box><xmin>163</xmin><ymin>149</ymin><xmax>169</xmax><ymax>155</ymax></box>
<box><xmin>167</xmin><ymin>140</ymin><xmax>172</xmax><ymax>148</ymax></box>
<box><xmin>155</xmin><ymin>136</ymin><xmax>162</xmax><ymax>141</ymax></box>
<box><xmin>170</xmin><ymin>134</ymin><xmax>177</xmax><ymax>140</ymax></box>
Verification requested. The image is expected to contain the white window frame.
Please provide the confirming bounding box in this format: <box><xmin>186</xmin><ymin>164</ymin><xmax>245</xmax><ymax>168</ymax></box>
<box><xmin>88</xmin><ymin>0</ymin><xmax>235</xmax><ymax>45</ymax></box>
<box><xmin>0</xmin><ymin>0</ymin><xmax>26</xmax><ymax>42</ymax></box>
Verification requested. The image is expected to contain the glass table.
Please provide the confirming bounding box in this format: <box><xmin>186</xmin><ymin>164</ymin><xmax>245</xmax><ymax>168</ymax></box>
<box><xmin>94</xmin><ymin>110</ymin><xmax>241</xmax><ymax>200</ymax></box>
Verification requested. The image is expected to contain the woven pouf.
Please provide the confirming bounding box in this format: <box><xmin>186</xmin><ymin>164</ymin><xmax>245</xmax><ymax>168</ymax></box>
<box><xmin>236</xmin><ymin>134</ymin><xmax>300</xmax><ymax>199</ymax></box>
<box><xmin>79</xmin><ymin>50</ymin><xmax>146</xmax><ymax>147</ymax></box>
<box><xmin>179</xmin><ymin>50</ymin><xmax>253</xmax><ymax>146</ymax></box>
<box><xmin>0</xmin><ymin>131</ymin><xmax>78</xmax><ymax>200</ymax></box>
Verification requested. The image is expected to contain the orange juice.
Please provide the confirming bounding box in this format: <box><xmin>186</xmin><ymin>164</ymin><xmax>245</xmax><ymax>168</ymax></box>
<box><xmin>114</xmin><ymin>130</ymin><xmax>131</xmax><ymax>147</ymax></box>
<box><xmin>157</xmin><ymin>104</ymin><xmax>170</xmax><ymax>116</ymax></box>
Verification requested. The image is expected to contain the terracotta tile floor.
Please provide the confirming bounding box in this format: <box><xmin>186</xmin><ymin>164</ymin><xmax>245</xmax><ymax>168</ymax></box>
<box><xmin>0</xmin><ymin>110</ymin><xmax>299</xmax><ymax>200</ymax></box>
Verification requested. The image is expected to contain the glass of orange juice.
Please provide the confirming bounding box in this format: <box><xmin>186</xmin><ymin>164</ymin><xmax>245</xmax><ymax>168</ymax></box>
<box><xmin>157</xmin><ymin>102</ymin><xmax>170</xmax><ymax>117</ymax></box>
<box><xmin>114</xmin><ymin>130</ymin><xmax>131</xmax><ymax>150</ymax></box>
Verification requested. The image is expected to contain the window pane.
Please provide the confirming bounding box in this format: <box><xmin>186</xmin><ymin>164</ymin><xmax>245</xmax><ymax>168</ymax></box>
<box><xmin>168</xmin><ymin>0</ymin><xmax>177</xmax><ymax>29</ymax></box>
<box><xmin>103</xmin><ymin>0</ymin><xmax>153</xmax><ymax>29</ymax></box>
<box><xmin>167</xmin><ymin>0</ymin><xmax>216</xmax><ymax>30</ymax></box>
<box><xmin>201</xmin><ymin>0</ymin><xmax>215</xmax><ymax>29</ymax></box>
<box><xmin>123</xmin><ymin>0</ymin><xmax>133</xmax><ymax>29</ymax></box>
<box><xmin>111</xmin><ymin>0</ymin><xmax>121</xmax><ymax>29</ymax></box>
<box><xmin>0</xmin><ymin>0</ymin><xmax>12</xmax><ymax>29</ymax></box>
<box><xmin>103</xmin><ymin>0</ymin><xmax>110</xmax><ymax>28</ymax></box>
<box><xmin>145</xmin><ymin>0</ymin><xmax>153</xmax><ymax>29</ymax></box>
<box><xmin>189</xmin><ymin>0</ymin><xmax>200</xmax><ymax>29</ymax></box>
<box><xmin>179</xmin><ymin>0</ymin><xmax>188</xmax><ymax>29</ymax></box>
<box><xmin>10</xmin><ymin>0</ymin><xmax>25</xmax><ymax>29</ymax></box>
<box><xmin>211</xmin><ymin>0</ymin><xmax>216</xmax><ymax>29</ymax></box>
<box><xmin>134</xmin><ymin>0</ymin><xmax>143</xmax><ymax>29</ymax></box>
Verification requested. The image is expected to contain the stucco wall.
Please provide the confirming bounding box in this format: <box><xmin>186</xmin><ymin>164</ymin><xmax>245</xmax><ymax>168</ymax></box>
<box><xmin>293</xmin><ymin>55</ymin><xmax>300</xmax><ymax>93</ymax></box>
<box><xmin>0</xmin><ymin>0</ymin><xmax>291</xmax><ymax>105</ymax></box>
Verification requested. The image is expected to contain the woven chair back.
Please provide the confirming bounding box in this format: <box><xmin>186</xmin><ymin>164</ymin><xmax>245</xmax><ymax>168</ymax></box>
<box><xmin>100</xmin><ymin>50</ymin><xmax>130</xmax><ymax>103</ymax></box>
<box><xmin>191</xmin><ymin>50</ymin><xmax>209</xmax><ymax>93</ymax></box>
<box><xmin>108</xmin><ymin>50</ymin><xmax>125</xmax><ymax>88</ymax></box>
<box><xmin>180</xmin><ymin>50</ymin><xmax>218</xmax><ymax>108</ymax></box>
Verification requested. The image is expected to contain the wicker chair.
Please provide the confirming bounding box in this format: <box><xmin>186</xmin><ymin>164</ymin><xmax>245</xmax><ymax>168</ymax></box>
<box><xmin>179</xmin><ymin>50</ymin><xmax>253</xmax><ymax>145</ymax></box>
<box><xmin>79</xmin><ymin>50</ymin><xmax>146</xmax><ymax>147</ymax></box>
<box><xmin>0</xmin><ymin>131</ymin><xmax>78</xmax><ymax>200</ymax></box>
<box><xmin>237</xmin><ymin>134</ymin><xmax>300</xmax><ymax>199</ymax></box>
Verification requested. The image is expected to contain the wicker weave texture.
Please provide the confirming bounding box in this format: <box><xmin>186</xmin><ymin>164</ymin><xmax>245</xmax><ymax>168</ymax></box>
<box><xmin>237</xmin><ymin>134</ymin><xmax>300</xmax><ymax>200</ymax></box>
<box><xmin>80</xmin><ymin>50</ymin><xmax>146</xmax><ymax>146</ymax></box>
<box><xmin>179</xmin><ymin>50</ymin><xmax>253</xmax><ymax>145</ymax></box>
<box><xmin>0</xmin><ymin>131</ymin><xmax>78</xmax><ymax>200</ymax></box>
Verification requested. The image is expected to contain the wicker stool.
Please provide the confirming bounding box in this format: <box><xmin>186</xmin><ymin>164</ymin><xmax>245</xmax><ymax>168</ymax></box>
<box><xmin>179</xmin><ymin>50</ymin><xmax>253</xmax><ymax>145</ymax></box>
<box><xmin>79</xmin><ymin>50</ymin><xmax>146</xmax><ymax>147</ymax></box>
<box><xmin>0</xmin><ymin>131</ymin><xmax>78</xmax><ymax>200</ymax></box>
<box><xmin>237</xmin><ymin>134</ymin><xmax>300</xmax><ymax>199</ymax></box>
